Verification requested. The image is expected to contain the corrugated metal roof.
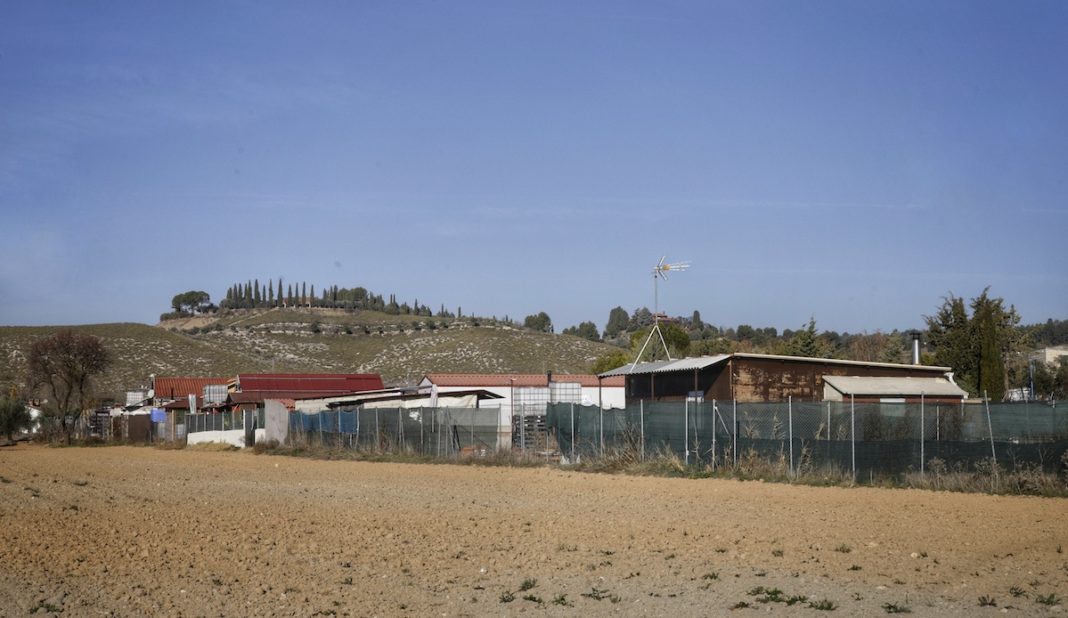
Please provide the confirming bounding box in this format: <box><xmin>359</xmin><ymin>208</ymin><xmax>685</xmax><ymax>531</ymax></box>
<box><xmin>422</xmin><ymin>373</ymin><xmax>624</xmax><ymax>388</ymax></box>
<box><xmin>153</xmin><ymin>377</ymin><xmax>228</xmax><ymax>401</ymax></box>
<box><xmin>598</xmin><ymin>355</ymin><xmax>730</xmax><ymax>377</ymax></box>
<box><xmin>732</xmin><ymin>353</ymin><xmax>951</xmax><ymax>372</ymax></box>
<box><xmin>236</xmin><ymin>373</ymin><xmax>384</xmax><ymax>393</ymax></box>
<box><xmin>822</xmin><ymin>375</ymin><xmax>966</xmax><ymax>397</ymax></box>
<box><xmin>600</xmin><ymin>353</ymin><xmax>952</xmax><ymax>378</ymax></box>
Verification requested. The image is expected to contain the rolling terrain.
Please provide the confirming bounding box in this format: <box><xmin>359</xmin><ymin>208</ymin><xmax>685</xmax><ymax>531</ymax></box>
<box><xmin>0</xmin><ymin>308</ymin><xmax>620</xmax><ymax>400</ymax></box>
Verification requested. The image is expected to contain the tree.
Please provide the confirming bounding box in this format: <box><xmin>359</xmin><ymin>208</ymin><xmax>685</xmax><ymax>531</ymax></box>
<box><xmin>604</xmin><ymin>306</ymin><xmax>630</xmax><ymax>339</ymax></box>
<box><xmin>26</xmin><ymin>331</ymin><xmax>111</xmax><ymax>444</ymax></box>
<box><xmin>562</xmin><ymin>321</ymin><xmax>601</xmax><ymax>342</ymax></box>
<box><xmin>591</xmin><ymin>350</ymin><xmax>632</xmax><ymax>374</ymax></box>
<box><xmin>523</xmin><ymin>312</ymin><xmax>553</xmax><ymax>333</ymax></box>
<box><xmin>170</xmin><ymin>290</ymin><xmax>210</xmax><ymax>314</ymax></box>
<box><xmin>925</xmin><ymin>288</ymin><xmax>1022</xmax><ymax>400</ymax></box>
<box><xmin>0</xmin><ymin>396</ymin><xmax>31</xmax><ymax>441</ymax></box>
<box><xmin>630</xmin><ymin>322</ymin><xmax>690</xmax><ymax>362</ymax></box>
<box><xmin>691</xmin><ymin>310</ymin><xmax>703</xmax><ymax>331</ymax></box>
<box><xmin>782</xmin><ymin>318</ymin><xmax>832</xmax><ymax>359</ymax></box>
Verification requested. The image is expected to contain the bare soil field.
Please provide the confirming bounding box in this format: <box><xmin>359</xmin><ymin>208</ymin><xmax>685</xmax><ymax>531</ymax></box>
<box><xmin>1</xmin><ymin>445</ymin><xmax>1066</xmax><ymax>617</ymax></box>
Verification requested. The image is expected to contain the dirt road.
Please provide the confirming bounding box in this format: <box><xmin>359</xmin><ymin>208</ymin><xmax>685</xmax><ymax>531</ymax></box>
<box><xmin>1</xmin><ymin>445</ymin><xmax>1066</xmax><ymax>616</ymax></box>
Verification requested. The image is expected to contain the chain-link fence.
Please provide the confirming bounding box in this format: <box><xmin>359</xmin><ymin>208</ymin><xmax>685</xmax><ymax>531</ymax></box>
<box><xmin>548</xmin><ymin>399</ymin><xmax>1068</xmax><ymax>480</ymax></box>
<box><xmin>287</xmin><ymin>406</ymin><xmax>504</xmax><ymax>458</ymax></box>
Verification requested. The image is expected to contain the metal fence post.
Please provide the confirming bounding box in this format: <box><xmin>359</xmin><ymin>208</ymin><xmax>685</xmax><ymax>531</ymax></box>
<box><xmin>569</xmin><ymin>403</ymin><xmax>575</xmax><ymax>462</ymax></box>
<box><xmin>850</xmin><ymin>394</ymin><xmax>856</xmax><ymax>483</ymax></box>
<box><xmin>640</xmin><ymin>400</ymin><xmax>645</xmax><ymax>462</ymax></box>
<box><xmin>684</xmin><ymin>398</ymin><xmax>689</xmax><ymax>466</ymax></box>
<box><xmin>732</xmin><ymin>399</ymin><xmax>737</xmax><ymax>468</ymax></box>
<box><xmin>984</xmin><ymin>391</ymin><xmax>997</xmax><ymax>473</ymax></box>
<box><xmin>711</xmin><ymin>399</ymin><xmax>717</xmax><ymax>472</ymax></box>
<box><xmin>788</xmin><ymin>396</ymin><xmax>794</xmax><ymax>478</ymax></box>
<box><xmin>920</xmin><ymin>393</ymin><xmax>925</xmax><ymax>477</ymax></box>
<box><xmin>826</xmin><ymin>402</ymin><xmax>831</xmax><ymax>440</ymax></box>
<box><xmin>599</xmin><ymin>405</ymin><xmax>604</xmax><ymax>457</ymax></box>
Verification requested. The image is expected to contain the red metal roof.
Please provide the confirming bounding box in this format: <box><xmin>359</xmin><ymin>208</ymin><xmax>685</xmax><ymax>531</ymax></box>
<box><xmin>423</xmin><ymin>373</ymin><xmax>624</xmax><ymax>388</ymax></box>
<box><xmin>154</xmin><ymin>377</ymin><xmax>228</xmax><ymax>401</ymax></box>
<box><xmin>235</xmin><ymin>373</ymin><xmax>384</xmax><ymax>393</ymax></box>
<box><xmin>229</xmin><ymin>391</ymin><xmax>357</xmax><ymax>404</ymax></box>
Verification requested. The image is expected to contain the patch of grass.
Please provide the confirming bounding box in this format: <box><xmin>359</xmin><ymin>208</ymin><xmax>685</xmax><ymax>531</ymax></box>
<box><xmin>1009</xmin><ymin>585</ymin><xmax>1027</xmax><ymax>598</ymax></box>
<box><xmin>834</xmin><ymin>544</ymin><xmax>852</xmax><ymax>553</ymax></box>
<box><xmin>1035</xmin><ymin>593</ymin><xmax>1061</xmax><ymax>606</ymax></box>
<box><xmin>499</xmin><ymin>591</ymin><xmax>515</xmax><ymax>603</ymax></box>
<box><xmin>551</xmin><ymin>593</ymin><xmax>573</xmax><ymax>607</ymax></box>
<box><xmin>701</xmin><ymin>572</ymin><xmax>719</xmax><ymax>581</ymax></box>
<box><xmin>809</xmin><ymin>598</ymin><xmax>837</xmax><ymax>610</ymax></box>
<box><xmin>848</xmin><ymin>564</ymin><xmax>862</xmax><ymax>571</ymax></box>
<box><xmin>731</xmin><ymin>601</ymin><xmax>751</xmax><ymax>609</ymax></box>
<box><xmin>882</xmin><ymin>601</ymin><xmax>912</xmax><ymax>613</ymax></box>
<box><xmin>978</xmin><ymin>595</ymin><xmax>996</xmax><ymax>607</ymax></box>
<box><xmin>519</xmin><ymin>578</ymin><xmax>537</xmax><ymax>592</ymax></box>
<box><xmin>772</xmin><ymin>548</ymin><xmax>784</xmax><ymax>557</ymax></box>
<box><xmin>522</xmin><ymin>594</ymin><xmax>542</xmax><ymax>604</ymax></box>
<box><xmin>581</xmin><ymin>587</ymin><xmax>613</xmax><ymax>601</ymax></box>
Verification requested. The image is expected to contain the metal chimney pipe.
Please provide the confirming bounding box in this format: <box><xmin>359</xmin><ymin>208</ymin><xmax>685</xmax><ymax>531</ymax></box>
<box><xmin>912</xmin><ymin>333</ymin><xmax>921</xmax><ymax>365</ymax></box>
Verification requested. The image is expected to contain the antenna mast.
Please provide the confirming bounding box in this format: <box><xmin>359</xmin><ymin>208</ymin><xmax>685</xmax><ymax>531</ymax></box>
<box><xmin>632</xmin><ymin>256</ymin><xmax>690</xmax><ymax>368</ymax></box>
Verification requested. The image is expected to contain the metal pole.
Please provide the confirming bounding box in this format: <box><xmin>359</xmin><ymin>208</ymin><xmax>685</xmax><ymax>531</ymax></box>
<box><xmin>920</xmin><ymin>393</ymin><xmax>925</xmax><ymax>477</ymax></box>
<box><xmin>355</xmin><ymin>407</ymin><xmax>361</xmax><ymax>451</ymax></box>
<box><xmin>788</xmin><ymin>396</ymin><xmax>794</xmax><ymax>478</ymax></box>
<box><xmin>570</xmin><ymin>403</ymin><xmax>575</xmax><ymax>462</ymax></box>
<box><xmin>684</xmin><ymin>398</ymin><xmax>689</xmax><ymax>466</ymax></box>
<box><xmin>599</xmin><ymin>405</ymin><xmax>604</xmax><ymax>458</ymax></box>
<box><xmin>850</xmin><ymin>394</ymin><xmax>856</xmax><ymax>483</ymax></box>
<box><xmin>375</xmin><ymin>408</ymin><xmax>380</xmax><ymax>453</ymax></box>
<box><xmin>640</xmin><ymin>400</ymin><xmax>645</xmax><ymax>462</ymax></box>
<box><xmin>827</xmin><ymin>402</ymin><xmax>831</xmax><ymax>440</ymax></box>
<box><xmin>733</xmin><ymin>399</ymin><xmax>737</xmax><ymax>468</ymax></box>
<box><xmin>984</xmin><ymin>391</ymin><xmax>997</xmax><ymax>471</ymax></box>
<box><xmin>521</xmin><ymin>403</ymin><xmax>526</xmax><ymax>453</ymax></box>
<box><xmin>711</xmin><ymin>399</ymin><xmax>717</xmax><ymax>471</ymax></box>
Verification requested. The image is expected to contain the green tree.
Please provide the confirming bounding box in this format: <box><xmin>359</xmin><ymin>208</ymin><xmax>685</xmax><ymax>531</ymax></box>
<box><xmin>782</xmin><ymin>318</ymin><xmax>832</xmax><ymax>358</ymax></box>
<box><xmin>604</xmin><ymin>306</ymin><xmax>630</xmax><ymax>339</ymax></box>
<box><xmin>630</xmin><ymin>322</ymin><xmax>690</xmax><ymax>362</ymax></box>
<box><xmin>563</xmin><ymin>321</ymin><xmax>601</xmax><ymax>342</ymax></box>
<box><xmin>591</xmin><ymin>350</ymin><xmax>632</xmax><ymax>374</ymax></box>
<box><xmin>523</xmin><ymin>312</ymin><xmax>553</xmax><ymax>333</ymax></box>
<box><xmin>925</xmin><ymin>288</ymin><xmax>1022</xmax><ymax>399</ymax></box>
<box><xmin>170</xmin><ymin>290</ymin><xmax>210</xmax><ymax>314</ymax></box>
<box><xmin>26</xmin><ymin>331</ymin><xmax>111</xmax><ymax>444</ymax></box>
<box><xmin>0</xmin><ymin>396</ymin><xmax>32</xmax><ymax>441</ymax></box>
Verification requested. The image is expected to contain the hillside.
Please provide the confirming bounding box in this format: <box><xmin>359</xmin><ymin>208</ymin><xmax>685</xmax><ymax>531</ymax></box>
<box><xmin>0</xmin><ymin>309</ymin><xmax>619</xmax><ymax>401</ymax></box>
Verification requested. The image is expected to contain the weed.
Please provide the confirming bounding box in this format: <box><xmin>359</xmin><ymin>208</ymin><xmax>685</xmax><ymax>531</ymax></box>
<box><xmin>499</xmin><ymin>591</ymin><xmax>515</xmax><ymax>603</ymax></box>
<box><xmin>848</xmin><ymin>564</ymin><xmax>862</xmax><ymax>571</ymax></box>
<box><xmin>731</xmin><ymin>601</ymin><xmax>751</xmax><ymax>609</ymax></box>
<box><xmin>211</xmin><ymin>578</ymin><xmax>223</xmax><ymax>586</ymax></box>
<box><xmin>31</xmin><ymin>603</ymin><xmax>62</xmax><ymax>613</ymax></box>
<box><xmin>882</xmin><ymin>601</ymin><xmax>912</xmax><ymax>613</ymax></box>
<box><xmin>341</xmin><ymin>577</ymin><xmax>352</xmax><ymax>585</ymax></box>
<box><xmin>1009</xmin><ymin>586</ymin><xmax>1027</xmax><ymax>598</ymax></box>
<box><xmin>772</xmin><ymin>548</ymin><xmax>784</xmax><ymax>557</ymax></box>
<box><xmin>551</xmin><ymin>594</ymin><xmax>573</xmax><ymax>607</ymax></box>
<box><xmin>557</xmin><ymin>543</ymin><xmax>578</xmax><ymax>552</ymax></box>
<box><xmin>977</xmin><ymin>595</ymin><xmax>996</xmax><ymax>607</ymax></box>
<box><xmin>522</xmin><ymin>594</ymin><xmax>543</xmax><ymax>604</ymax></box>
<box><xmin>519</xmin><ymin>578</ymin><xmax>537</xmax><ymax>592</ymax></box>
<box><xmin>715</xmin><ymin>547</ymin><xmax>728</xmax><ymax>553</ymax></box>
<box><xmin>701</xmin><ymin>572</ymin><xmax>719</xmax><ymax>581</ymax></box>
<box><xmin>809</xmin><ymin>598</ymin><xmax>838</xmax><ymax>610</ymax></box>
<box><xmin>582</xmin><ymin>587</ymin><xmax>612</xmax><ymax>601</ymax></box>
<box><xmin>1035</xmin><ymin>593</ymin><xmax>1061</xmax><ymax>606</ymax></box>
<box><xmin>834</xmin><ymin>544</ymin><xmax>852</xmax><ymax>553</ymax></box>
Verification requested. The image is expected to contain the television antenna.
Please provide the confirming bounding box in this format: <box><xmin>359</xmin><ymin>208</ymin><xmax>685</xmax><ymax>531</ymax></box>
<box><xmin>632</xmin><ymin>256</ymin><xmax>690</xmax><ymax>368</ymax></box>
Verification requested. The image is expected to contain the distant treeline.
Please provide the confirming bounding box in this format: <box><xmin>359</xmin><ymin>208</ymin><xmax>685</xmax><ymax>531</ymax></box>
<box><xmin>219</xmin><ymin>278</ymin><xmax>464</xmax><ymax>319</ymax></box>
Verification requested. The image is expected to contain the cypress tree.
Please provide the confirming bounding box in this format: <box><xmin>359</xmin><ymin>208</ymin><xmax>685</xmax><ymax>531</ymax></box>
<box><xmin>268</xmin><ymin>280</ymin><xmax>274</xmax><ymax>305</ymax></box>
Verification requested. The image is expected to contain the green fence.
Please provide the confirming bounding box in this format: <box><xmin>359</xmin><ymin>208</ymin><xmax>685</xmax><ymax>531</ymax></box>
<box><xmin>547</xmin><ymin>400</ymin><xmax>1068</xmax><ymax>480</ymax></box>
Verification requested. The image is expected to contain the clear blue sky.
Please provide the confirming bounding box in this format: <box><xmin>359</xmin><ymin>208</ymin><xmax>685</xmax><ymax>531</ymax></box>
<box><xmin>2</xmin><ymin>1</ymin><xmax>1066</xmax><ymax>334</ymax></box>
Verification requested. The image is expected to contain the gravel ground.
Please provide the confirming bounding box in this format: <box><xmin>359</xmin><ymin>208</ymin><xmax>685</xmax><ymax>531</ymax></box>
<box><xmin>1</xmin><ymin>444</ymin><xmax>1066</xmax><ymax>617</ymax></box>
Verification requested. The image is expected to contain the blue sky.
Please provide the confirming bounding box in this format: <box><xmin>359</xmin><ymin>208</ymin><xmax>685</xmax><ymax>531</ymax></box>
<box><xmin>2</xmin><ymin>1</ymin><xmax>1066</xmax><ymax>334</ymax></box>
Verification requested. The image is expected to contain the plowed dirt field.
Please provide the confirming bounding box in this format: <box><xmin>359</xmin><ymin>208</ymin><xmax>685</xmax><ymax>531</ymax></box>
<box><xmin>1</xmin><ymin>445</ymin><xmax>1066</xmax><ymax>617</ymax></box>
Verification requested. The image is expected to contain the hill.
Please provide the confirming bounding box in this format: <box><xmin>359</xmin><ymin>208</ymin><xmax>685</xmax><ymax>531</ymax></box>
<box><xmin>1</xmin><ymin>308</ymin><xmax>619</xmax><ymax>401</ymax></box>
